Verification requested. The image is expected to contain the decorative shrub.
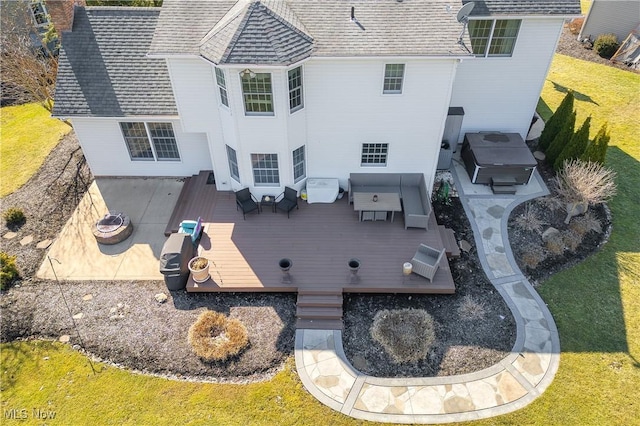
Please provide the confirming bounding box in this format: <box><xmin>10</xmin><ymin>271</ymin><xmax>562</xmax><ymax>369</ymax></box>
<box><xmin>568</xmin><ymin>18</ymin><xmax>584</xmax><ymax>35</ymax></box>
<box><xmin>3</xmin><ymin>207</ymin><xmax>25</xmax><ymax>227</ymax></box>
<box><xmin>562</xmin><ymin>229</ymin><xmax>584</xmax><ymax>252</ymax></box>
<box><xmin>546</xmin><ymin>110</ymin><xmax>576</xmax><ymax>165</ymax></box>
<box><xmin>520</xmin><ymin>244</ymin><xmax>547</xmax><ymax>269</ymax></box>
<box><xmin>554</xmin><ymin>116</ymin><xmax>591</xmax><ymax>171</ymax></box>
<box><xmin>370</xmin><ymin>309</ymin><xmax>436</xmax><ymax>363</ymax></box>
<box><xmin>545</xmin><ymin>233</ymin><xmax>566</xmax><ymax>256</ymax></box>
<box><xmin>188</xmin><ymin>311</ymin><xmax>249</xmax><ymax>361</ymax></box>
<box><xmin>538</xmin><ymin>195</ymin><xmax>564</xmax><ymax>212</ymax></box>
<box><xmin>1</xmin><ymin>252</ymin><xmax>20</xmax><ymax>290</ymax></box>
<box><xmin>514</xmin><ymin>205</ymin><xmax>546</xmax><ymax>234</ymax></box>
<box><xmin>581</xmin><ymin>122</ymin><xmax>610</xmax><ymax>165</ymax></box>
<box><xmin>553</xmin><ymin>159</ymin><xmax>617</xmax><ymax>206</ymax></box>
<box><xmin>570</xmin><ymin>211</ymin><xmax>603</xmax><ymax>236</ymax></box>
<box><xmin>457</xmin><ymin>295</ymin><xmax>486</xmax><ymax>321</ymax></box>
<box><xmin>593</xmin><ymin>33</ymin><xmax>619</xmax><ymax>59</ymax></box>
<box><xmin>538</xmin><ymin>91</ymin><xmax>574</xmax><ymax>151</ymax></box>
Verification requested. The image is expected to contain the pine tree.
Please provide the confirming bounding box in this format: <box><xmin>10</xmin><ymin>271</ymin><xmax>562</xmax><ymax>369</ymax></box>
<box><xmin>538</xmin><ymin>91</ymin><xmax>575</xmax><ymax>150</ymax></box>
<box><xmin>546</xmin><ymin>110</ymin><xmax>576</xmax><ymax>165</ymax></box>
<box><xmin>554</xmin><ymin>116</ymin><xmax>591</xmax><ymax>170</ymax></box>
<box><xmin>581</xmin><ymin>122</ymin><xmax>610</xmax><ymax>165</ymax></box>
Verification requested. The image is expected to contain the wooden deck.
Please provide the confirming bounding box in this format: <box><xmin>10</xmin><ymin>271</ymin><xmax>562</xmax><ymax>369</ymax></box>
<box><xmin>169</xmin><ymin>173</ymin><xmax>456</xmax><ymax>296</ymax></box>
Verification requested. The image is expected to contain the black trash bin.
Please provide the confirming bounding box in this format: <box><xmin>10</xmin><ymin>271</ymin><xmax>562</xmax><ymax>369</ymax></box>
<box><xmin>159</xmin><ymin>233</ymin><xmax>194</xmax><ymax>291</ymax></box>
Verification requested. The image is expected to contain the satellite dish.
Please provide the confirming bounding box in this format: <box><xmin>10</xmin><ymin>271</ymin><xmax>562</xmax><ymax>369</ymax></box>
<box><xmin>456</xmin><ymin>2</ymin><xmax>475</xmax><ymax>23</ymax></box>
<box><xmin>456</xmin><ymin>2</ymin><xmax>475</xmax><ymax>53</ymax></box>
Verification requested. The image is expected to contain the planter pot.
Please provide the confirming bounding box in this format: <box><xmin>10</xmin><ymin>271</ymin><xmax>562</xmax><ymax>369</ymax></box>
<box><xmin>279</xmin><ymin>258</ymin><xmax>292</xmax><ymax>283</ymax></box>
<box><xmin>348</xmin><ymin>258</ymin><xmax>361</xmax><ymax>283</ymax></box>
<box><xmin>188</xmin><ymin>256</ymin><xmax>210</xmax><ymax>283</ymax></box>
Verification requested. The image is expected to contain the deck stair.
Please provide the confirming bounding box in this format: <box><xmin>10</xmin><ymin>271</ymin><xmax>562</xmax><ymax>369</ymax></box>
<box><xmin>296</xmin><ymin>290</ymin><xmax>344</xmax><ymax>330</ymax></box>
<box><xmin>491</xmin><ymin>177</ymin><xmax>517</xmax><ymax>195</ymax></box>
<box><xmin>438</xmin><ymin>225</ymin><xmax>461</xmax><ymax>259</ymax></box>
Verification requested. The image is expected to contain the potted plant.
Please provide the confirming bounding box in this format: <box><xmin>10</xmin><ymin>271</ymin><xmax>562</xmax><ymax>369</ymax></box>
<box><xmin>188</xmin><ymin>256</ymin><xmax>210</xmax><ymax>283</ymax></box>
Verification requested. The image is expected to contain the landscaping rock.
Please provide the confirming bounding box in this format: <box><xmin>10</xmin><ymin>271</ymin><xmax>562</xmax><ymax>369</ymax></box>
<box><xmin>533</xmin><ymin>151</ymin><xmax>546</xmax><ymax>161</ymax></box>
<box><xmin>459</xmin><ymin>240</ymin><xmax>472</xmax><ymax>253</ymax></box>
<box><xmin>72</xmin><ymin>313</ymin><xmax>84</xmax><ymax>320</ymax></box>
<box><xmin>36</xmin><ymin>239</ymin><xmax>53</xmax><ymax>249</ymax></box>
<box><xmin>82</xmin><ymin>294</ymin><xmax>93</xmax><ymax>301</ymax></box>
<box><xmin>542</xmin><ymin>227</ymin><xmax>560</xmax><ymax>242</ymax></box>
<box><xmin>154</xmin><ymin>293</ymin><xmax>168</xmax><ymax>303</ymax></box>
<box><xmin>59</xmin><ymin>335</ymin><xmax>70</xmax><ymax>343</ymax></box>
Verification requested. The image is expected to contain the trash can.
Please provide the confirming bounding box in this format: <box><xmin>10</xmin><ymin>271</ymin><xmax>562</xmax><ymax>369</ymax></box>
<box><xmin>159</xmin><ymin>233</ymin><xmax>194</xmax><ymax>291</ymax></box>
<box><xmin>437</xmin><ymin>140</ymin><xmax>454</xmax><ymax>170</ymax></box>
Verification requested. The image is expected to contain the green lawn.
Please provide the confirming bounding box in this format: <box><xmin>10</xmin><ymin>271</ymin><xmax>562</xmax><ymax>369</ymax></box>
<box><xmin>0</xmin><ymin>103</ymin><xmax>70</xmax><ymax>197</ymax></box>
<box><xmin>2</xmin><ymin>55</ymin><xmax>639</xmax><ymax>425</ymax></box>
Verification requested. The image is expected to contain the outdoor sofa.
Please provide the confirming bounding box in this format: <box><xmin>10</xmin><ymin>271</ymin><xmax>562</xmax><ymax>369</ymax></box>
<box><xmin>347</xmin><ymin>173</ymin><xmax>432</xmax><ymax>230</ymax></box>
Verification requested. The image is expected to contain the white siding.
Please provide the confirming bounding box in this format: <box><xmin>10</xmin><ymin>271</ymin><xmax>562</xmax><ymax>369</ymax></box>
<box><xmin>451</xmin><ymin>18</ymin><xmax>565</xmax><ymax>144</ymax></box>
<box><xmin>579</xmin><ymin>0</ymin><xmax>640</xmax><ymax>43</ymax></box>
<box><xmin>71</xmin><ymin>118</ymin><xmax>211</xmax><ymax>177</ymax></box>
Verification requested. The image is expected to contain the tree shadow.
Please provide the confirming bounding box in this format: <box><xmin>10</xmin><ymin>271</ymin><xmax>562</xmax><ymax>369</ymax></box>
<box><xmin>549</xmin><ymin>80</ymin><xmax>600</xmax><ymax>105</ymax></box>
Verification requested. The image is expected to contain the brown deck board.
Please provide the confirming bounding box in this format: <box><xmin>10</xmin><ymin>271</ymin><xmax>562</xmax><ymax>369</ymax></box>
<box><xmin>169</xmin><ymin>175</ymin><xmax>456</xmax><ymax>295</ymax></box>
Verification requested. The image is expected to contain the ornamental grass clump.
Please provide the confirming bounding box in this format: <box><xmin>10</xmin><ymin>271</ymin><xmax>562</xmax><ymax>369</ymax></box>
<box><xmin>188</xmin><ymin>311</ymin><xmax>249</xmax><ymax>361</ymax></box>
<box><xmin>514</xmin><ymin>205</ymin><xmax>546</xmax><ymax>234</ymax></box>
<box><xmin>457</xmin><ymin>295</ymin><xmax>487</xmax><ymax>321</ymax></box>
<box><xmin>370</xmin><ymin>308</ymin><xmax>436</xmax><ymax>363</ymax></box>
<box><xmin>570</xmin><ymin>211</ymin><xmax>603</xmax><ymax>236</ymax></box>
<box><xmin>562</xmin><ymin>229</ymin><xmax>584</xmax><ymax>252</ymax></box>
<box><xmin>520</xmin><ymin>244</ymin><xmax>547</xmax><ymax>269</ymax></box>
<box><xmin>553</xmin><ymin>159</ymin><xmax>617</xmax><ymax>207</ymax></box>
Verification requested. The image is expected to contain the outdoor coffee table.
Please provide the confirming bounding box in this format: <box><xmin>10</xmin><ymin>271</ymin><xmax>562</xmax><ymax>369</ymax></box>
<box><xmin>353</xmin><ymin>192</ymin><xmax>402</xmax><ymax>223</ymax></box>
<box><xmin>260</xmin><ymin>195</ymin><xmax>276</xmax><ymax>213</ymax></box>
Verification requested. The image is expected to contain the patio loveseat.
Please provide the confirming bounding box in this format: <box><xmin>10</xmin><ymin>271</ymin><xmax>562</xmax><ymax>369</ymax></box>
<box><xmin>348</xmin><ymin>173</ymin><xmax>432</xmax><ymax>230</ymax></box>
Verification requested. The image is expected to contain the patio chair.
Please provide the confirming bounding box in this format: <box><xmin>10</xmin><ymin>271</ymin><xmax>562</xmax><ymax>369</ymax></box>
<box><xmin>276</xmin><ymin>187</ymin><xmax>299</xmax><ymax>218</ymax></box>
<box><xmin>410</xmin><ymin>244</ymin><xmax>446</xmax><ymax>282</ymax></box>
<box><xmin>235</xmin><ymin>188</ymin><xmax>260</xmax><ymax>220</ymax></box>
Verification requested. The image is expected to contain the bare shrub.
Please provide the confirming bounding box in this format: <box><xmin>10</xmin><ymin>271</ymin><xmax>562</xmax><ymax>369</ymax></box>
<box><xmin>570</xmin><ymin>211</ymin><xmax>603</xmax><ymax>236</ymax></box>
<box><xmin>546</xmin><ymin>233</ymin><xmax>566</xmax><ymax>255</ymax></box>
<box><xmin>188</xmin><ymin>311</ymin><xmax>249</xmax><ymax>361</ymax></box>
<box><xmin>457</xmin><ymin>295</ymin><xmax>486</xmax><ymax>321</ymax></box>
<box><xmin>562</xmin><ymin>229</ymin><xmax>584</xmax><ymax>252</ymax></box>
<box><xmin>553</xmin><ymin>159</ymin><xmax>617</xmax><ymax>206</ymax></box>
<box><xmin>370</xmin><ymin>309</ymin><xmax>436</xmax><ymax>363</ymax></box>
<box><xmin>538</xmin><ymin>195</ymin><xmax>564</xmax><ymax>212</ymax></box>
<box><xmin>520</xmin><ymin>243</ymin><xmax>547</xmax><ymax>269</ymax></box>
<box><xmin>568</xmin><ymin>18</ymin><xmax>584</xmax><ymax>35</ymax></box>
<box><xmin>514</xmin><ymin>205</ymin><xmax>546</xmax><ymax>234</ymax></box>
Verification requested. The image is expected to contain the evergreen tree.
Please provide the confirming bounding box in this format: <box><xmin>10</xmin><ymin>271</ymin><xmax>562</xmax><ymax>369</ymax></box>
<box><xmin>582</xmin><ymin>122</ymin><xmax>610</xmax><ymax>165</ymax></box>
<box><xmin>538</xmin><ymin>91</ymin><xmax>575</xmax><ymax>150</ymax></box>
<box><xmin>554</xmin><ymin>116</ymin><xmax>591</xmax><ymax>170</ymax></box>
<box><xmin>546</xmin><ymin>110</ymin><xmax>576</xmax><ymax>165</ymax></box>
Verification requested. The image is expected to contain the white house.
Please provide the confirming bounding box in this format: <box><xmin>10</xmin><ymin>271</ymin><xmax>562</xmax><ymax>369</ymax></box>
<box><xmin>52</xmin><ymin>0</ymin><xmax>581</xmax><ymax>198</ymax></box>
<box><xmin>579</xmin><ymin>0</ymin><xmax>640</xmax><ymax>44</ymax></box>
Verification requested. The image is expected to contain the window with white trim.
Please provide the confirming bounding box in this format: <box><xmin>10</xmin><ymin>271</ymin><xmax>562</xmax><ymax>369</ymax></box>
<box><xmin>30</xmin><ymin>1</ymin><xmax>49</xmax><ymax>27</ymax></box>
<box><xmin>251</xmin><ymin>153</ymin><xmax>279</xmax><ymax>186</ymax></box>
<box><xmin>288</xmin><ymin>66</ymin><xmax>303</xmax><ymax>113</ymax></box>
<box><xmin>469</xmin><ymin>19</ymin><xmax>521</xmax><ymax>57</ymax></box>
<box><xmin>120</xmin><ymin>122</ymin><xmax>180</xmax><ymax>161</ymax></box>
<box><xmin>215</xmin><ymin>68</ymin><xmax>229</xmax><ymax>107</ymax></box>
<box><xmin>383</xmin><ymin>64</ymin><xmax>405</xmax><ymax>94</ymax></box>
<box><xmin>241</xmin><ymin>72</ymin><xmax>274</xmax><ymax>115</ymax></box>
<box><xmin>361</xmin><ymin>143</ymin><xmax>388</xmax><ymax>166</ymax></box>
<box><xmin>226</xmin><ymin>145</ymin><xmax>240</xmax><ymax>182</ymax></box>
<box><xmin>292</xmin><ymin>146</ymin><xmax>306</xmax><ymax>183</ymax></box>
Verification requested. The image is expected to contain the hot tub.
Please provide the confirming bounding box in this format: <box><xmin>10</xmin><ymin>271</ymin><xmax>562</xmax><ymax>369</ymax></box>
<box><xmin>461</xmin><ymin>132</ymin><xmax>537</xmax><ymax>185</ymax></box>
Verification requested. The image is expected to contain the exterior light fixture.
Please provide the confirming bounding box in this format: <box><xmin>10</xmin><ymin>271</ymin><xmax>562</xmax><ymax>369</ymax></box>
<box><xmin>241</xmin><ymin>69</ymin><xmax>256</xmax><ymax>78</ymax></box>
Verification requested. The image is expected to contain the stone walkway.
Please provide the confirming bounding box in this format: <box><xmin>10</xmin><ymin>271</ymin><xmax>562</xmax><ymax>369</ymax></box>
<box><xmin>294</xmin><ymin>162</ymin><xmax>560</xmax><ymax>423</ymax></box>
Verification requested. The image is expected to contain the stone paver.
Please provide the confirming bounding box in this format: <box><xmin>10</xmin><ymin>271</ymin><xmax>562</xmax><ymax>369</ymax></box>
<box><xmin>19</xmin><ymin>235</ymin><xmax>34</xmax><ymax>246</ymax></box>
<box><xmin>294</xmin><ymin>166</ymin><xmax>559</xmax><ymax>423</ymax></box>
<box><xmin>3</xmin><ymin>232</ymin><xmax>17</xmax><ymax>240</ymax></box>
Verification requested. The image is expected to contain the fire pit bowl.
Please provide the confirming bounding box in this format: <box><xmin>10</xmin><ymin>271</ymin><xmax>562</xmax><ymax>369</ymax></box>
<box><xmin>92</xmin><ymin>212</ymin><xmax>133</xmax><ymax>245</ymax></box>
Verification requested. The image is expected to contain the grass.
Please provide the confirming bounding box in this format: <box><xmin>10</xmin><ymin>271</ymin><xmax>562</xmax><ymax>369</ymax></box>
<box><xmin>2</xmin><ymin>56</ymin><xmax>639</xmax><ymax>425</ymax></box>
<box><xmin>0</xmin><ymin>103</ymin><xmax>70</xmax><ymax>197</ymax></box>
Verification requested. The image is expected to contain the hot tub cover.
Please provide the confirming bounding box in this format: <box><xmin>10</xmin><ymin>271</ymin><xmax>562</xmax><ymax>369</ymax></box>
<box><xmin>306</xmin><ymin>178</ymin><xmax>339</xmax><ymax>203</ymax></box>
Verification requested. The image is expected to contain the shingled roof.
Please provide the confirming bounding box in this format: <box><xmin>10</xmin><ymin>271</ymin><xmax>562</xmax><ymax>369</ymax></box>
<box><xmin>53</xmin><ymin>7</ymin><xmax>177</xmax><ymax>117</ymax></box>
<box><xmin>466</xmin><ymin>0</ymin><xmax>582</xmax><ymax>16</ymax></box>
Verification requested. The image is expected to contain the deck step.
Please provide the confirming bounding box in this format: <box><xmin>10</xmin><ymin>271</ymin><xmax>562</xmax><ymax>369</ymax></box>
<box><xmin>297</xmin><ymin>293</ymin><xmax>343</xmax><ymax>307</ymax></box>
<box><xmin>438</xmin><ymin>225</ymin><xmax>461</xmax><ymax>259</ymax></box>
<box><xmin>296</xmin><ymin>318</ymin><xmax>343</xmax><ymax>330</ymax></box>
<box><xmin>296</xmin><ymin>306</ymin><xmax>343</xmax><ymax>320</ymax></box>
<box><xmin>491</xmin><ymin>184</ymin><xmax>517</xmax><ymax>194</ymax></box>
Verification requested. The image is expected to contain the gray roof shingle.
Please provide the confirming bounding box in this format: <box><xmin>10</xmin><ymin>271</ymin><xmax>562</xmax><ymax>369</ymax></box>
<box><xmin>151</xmin><ymin>0</ymin><xmax>580</xmax><ymax>61</ymax></box>
<box><xmin>53</xmin><ymin>7</ymin><xmax>177</xmax><ymax>117</ymax></box>
<box><xmin>466</xmin><ymin>0</ymin><xmax>582</xmax><ymax>16</ymax></box>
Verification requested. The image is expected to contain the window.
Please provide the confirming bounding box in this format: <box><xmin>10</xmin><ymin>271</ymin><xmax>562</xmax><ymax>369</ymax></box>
<box><xmin>288</xmin><ymin>66</ymin><xmax>304</xmax><ymax>113</ymax></box>
<box><xmin>226</xmin><ymin>145</ymin><xmax>240</xmax><ymax>182</ymax></box>
<box><xmin>361</xmin><ymin>143</ymin><xmax>388</xmax><ymax>166</ymax></box>
<box><xmin>292</xmin><ymin>146</ymin><xmax>306</xmax><ymax>183</ymax></box>
<box><xmin>215</xmin><ymin>68</ymin><xmax>229</xmax><ymax>107</ymax></box>
<box><xmin>30</xmin><ymin>1</ymin><xmax>48</xmax><ymax>27</ymax></box>
<box><xmin>251</xmin><ymin>153</ymin><xmax>279</xmax><ymax>186</ymax></box>
<box><xmin>469</xmin><ymin>19</ymin><xmax>521</xmax><ymax>57</ymax></box>
<box><xmin>383</xmin><ymin>64</ymin><xmax>405</xmax><ymax>94</ymax></box>
<box><xmin>241</xmin><ymin>72</ymin><xmax>273</xmax><ymax>115</ymax></box>
<box><xmin>120</xmin><ymin>122</ymin><xmax>180</xmax><ymax>161</ymax></box>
